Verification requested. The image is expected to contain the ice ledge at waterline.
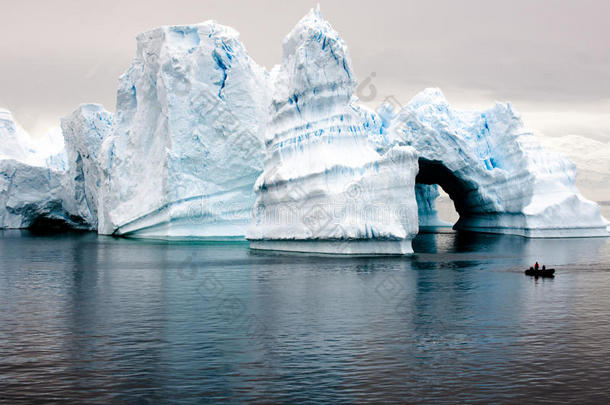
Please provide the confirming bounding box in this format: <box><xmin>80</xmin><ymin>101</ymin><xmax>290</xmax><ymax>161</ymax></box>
<box><xmin>249</xmin><ymin>240</ymin><xmax>413</xmax><ymax>255</ymax></box>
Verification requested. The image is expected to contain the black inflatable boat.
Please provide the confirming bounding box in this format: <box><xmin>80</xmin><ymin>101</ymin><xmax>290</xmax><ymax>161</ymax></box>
<box><xmin>525</xmin><ymin>267</ymin><xmax>555</xmax><ymax>277</ymax></box>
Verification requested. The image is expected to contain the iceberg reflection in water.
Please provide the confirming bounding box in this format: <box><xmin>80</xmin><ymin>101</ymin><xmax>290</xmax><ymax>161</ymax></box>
<box><xmin>0</xmin><ymin>230</ymin><xmax>609</xmax><ymax>402</ymax></box>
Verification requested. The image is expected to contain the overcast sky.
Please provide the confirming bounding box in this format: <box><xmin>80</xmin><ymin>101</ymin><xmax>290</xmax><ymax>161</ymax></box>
<box><xmin>1</xmin><ymin>0</ymin><xmax>608</xmax><ymax>140</ymax></box>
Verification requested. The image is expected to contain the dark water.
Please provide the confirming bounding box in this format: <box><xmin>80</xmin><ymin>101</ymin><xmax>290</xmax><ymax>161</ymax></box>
<box><xmin>1</xmin><ymin>230</ymin><xmax>610</xmax><ymax>403</ymax></box>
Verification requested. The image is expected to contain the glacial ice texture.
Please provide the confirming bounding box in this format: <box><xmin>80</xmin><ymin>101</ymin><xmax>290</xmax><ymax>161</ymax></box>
<box><xmin>2</xmin><ymin>7</ymin><xmax>607</xmax><ymax>244</ymax></box>
<box><xmin>61</xmin><ymin>104</ymin><xmax>114</xmax><ymax>230</ymax></box>
<box><xmin>97</xmin><ymin>21</ymin><xmax>270</xmax><ymax>238</ymax></box>
<box><xmin>0</xmin><ymin>109</ymin><xmax>89</xmax><ymax>229</ymax></box>
<box><xmin>387</xmin><ymin>88</ymin><xmax>608</xmax><ymax>237</ymax></box>
<box><xmin>247</xmin><ymin>7</ymin><xmax>419</xmax><ymax>254</ymax></box>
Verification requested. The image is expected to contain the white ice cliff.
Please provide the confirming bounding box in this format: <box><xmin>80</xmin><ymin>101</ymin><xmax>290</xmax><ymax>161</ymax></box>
<box><xmin>246</xmin><ymin>7</ymin><xmax>419</xmax><ymax>254</ymax></box>
<box><xmin>386</xmin><ymin>88</ymin><xmax>608</xmax><ymax>237</ymax></box>
<box><xmin>61</xmin><ymin>104</ymin><xmax>114</xmax><ymax>230</ymax></box>
<box><xmin>96</xmin><ymin>21</ymin><xmax>270</xmax><ymax>238</ymax></box>
<box><xmin>0</xmin><ymin>109</ymin><xmax>88</xmax><ymax>229</ymax></box>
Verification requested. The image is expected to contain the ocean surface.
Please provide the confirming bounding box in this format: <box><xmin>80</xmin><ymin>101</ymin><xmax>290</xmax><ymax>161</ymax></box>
<box><xmin>1</xmin><ymin>229</ymin><xmax>610</xmax><ymax>403</ymax></box>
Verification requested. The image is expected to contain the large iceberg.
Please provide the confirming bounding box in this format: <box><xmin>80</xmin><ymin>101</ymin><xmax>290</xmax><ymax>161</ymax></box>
<box><xmin>1</xmin><ymin>8</ymin><xmax>607</xmax><ymax>247</ymax></box>
<box><xmin>97</xmin><ymin>21</ymin><xmax>270</xmax><ymax>238</ymax></box>
<box><xmin>0</xmin><ymin>109</ymin><xmax>88</xmax><ymax>229</ymax></box>
<box><xmin>386</xmin><ymin>88</ymin><xmax>608</xmax><ymax>237</ymax></box>
<box><xmin>246</xmin><ymin>7</ymin><xmax>419</xmax><ymax>254</ymax></box>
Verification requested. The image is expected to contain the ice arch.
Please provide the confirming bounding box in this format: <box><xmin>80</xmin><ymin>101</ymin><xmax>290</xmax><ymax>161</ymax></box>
<box><xmin>387</xmin><ymin>89</ymin><xmax>608</xmax><ymax>237</ymax></box>
<box><xmin>415</xmin><ymin>159</ymin><xmax>472</xmax><ymax>225</ymax></box>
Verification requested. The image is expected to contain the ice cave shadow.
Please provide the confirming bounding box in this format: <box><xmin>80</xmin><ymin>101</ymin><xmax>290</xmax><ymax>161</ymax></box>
<box><xmin>415</xmin><ymin>157</ymin><xmax>473</xmax><ymax>221</ymax></box>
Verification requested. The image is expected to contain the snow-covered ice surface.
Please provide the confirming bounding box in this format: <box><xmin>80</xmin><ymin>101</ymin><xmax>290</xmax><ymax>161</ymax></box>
<box><xmin>97</xmin><ymin>21</ymin><xmax>270</xmax><ymax>238</ymax></box>
<box><xmin>247</xmin><ymin>7</ymin><xmax>419</xmax><ymax>254</ymax></box>
<box><xmin>0</xmin><ymin>109</ymin><xmax>89</xmax><ymax>229</ymax></box>
<box><xmin>61</xmin><ymin>104</ymin><xmax>114</xmax><ymax>230</ymax></box>
<box><xmin>387</xmin><ymin>88</ymin><xmax>608</xmax><ymax>237</ymax></box>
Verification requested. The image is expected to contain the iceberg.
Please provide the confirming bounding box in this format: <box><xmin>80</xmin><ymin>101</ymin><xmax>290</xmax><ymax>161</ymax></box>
<box><xmin>386</xmin><ymin>88</ymin><xmax>608</xmax><ymax>237</ymax></box>
<box><xmin>246</xmin><ymin>7</ymin><xmax>419</xmax><ymax>254</ymax></box>
<box><xmin>97</xmin><ymin>21</ymin><xmax>270</xmax><ymax>238</ymax></box>
<box><xmin>0</xmin><ymin>109</ymin><xmax>89</xmax><ymax>229</ymax></box>
<box><xmin>1</xmin><ymin>8</ymin><xmax>607</xmax><ymax>246</ymax></box>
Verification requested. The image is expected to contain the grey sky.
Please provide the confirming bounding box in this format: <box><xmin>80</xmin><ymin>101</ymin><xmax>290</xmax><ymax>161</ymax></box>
<box><xmin>1</xmin><ymin>0</ymin><xmax>608</xmax><ymax>140</ymax></box>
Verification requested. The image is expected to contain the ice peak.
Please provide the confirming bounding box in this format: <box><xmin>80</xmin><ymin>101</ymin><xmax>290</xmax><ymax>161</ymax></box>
<box><xmin>282</xmin><ymin>4</ymin><xmax>343</xmax><ymax>58</ymax></box>
<box><xmin>302</xmin><ymin>3</ymin><xmax>324</xmax><ymax>25</ymax></box>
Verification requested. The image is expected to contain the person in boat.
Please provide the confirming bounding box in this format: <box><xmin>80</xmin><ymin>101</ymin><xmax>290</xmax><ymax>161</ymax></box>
<box><xmin>534</xmin><ymin>262</ymin><xmax>539</xmax><ymax>271</ymax></box>
<box><xmin>542</xmin><ymin>265</ymin><xmax>546</xmax><ymax>271</ymax></box>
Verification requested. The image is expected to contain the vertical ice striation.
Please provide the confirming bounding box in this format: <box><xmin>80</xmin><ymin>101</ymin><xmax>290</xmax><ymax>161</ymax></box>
<box><xmin>247</xmin><ymin>7</ymin><xmax>419</xmax><ymax>254</ymax></box>
<box><xmin>97</xmin><ymin>21</ymin><xmax>270</xmax><ymax>238</ymax></box>
<box><xmin>61</xmin><ymin>104</ymin><xmax>114</xmax><ymax>230</ymax></box>
<box><xmin>387</xmin><ymin>88</ymin><xmax>608</xmax><ymax>237</ymax></box>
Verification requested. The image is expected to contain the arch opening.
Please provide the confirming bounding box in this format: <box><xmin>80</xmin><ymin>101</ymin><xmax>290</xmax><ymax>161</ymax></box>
<box><xmin>415</xmin><ymin>158</ymin><xmax>474</xmax><ymax>230</ymax></box>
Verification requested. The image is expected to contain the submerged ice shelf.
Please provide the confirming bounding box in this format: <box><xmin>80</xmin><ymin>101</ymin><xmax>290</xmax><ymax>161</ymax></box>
<box><xmin>1</xmin><ymin>5</ymin><xmax>608</xmax><ymax>252</ymax></box>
